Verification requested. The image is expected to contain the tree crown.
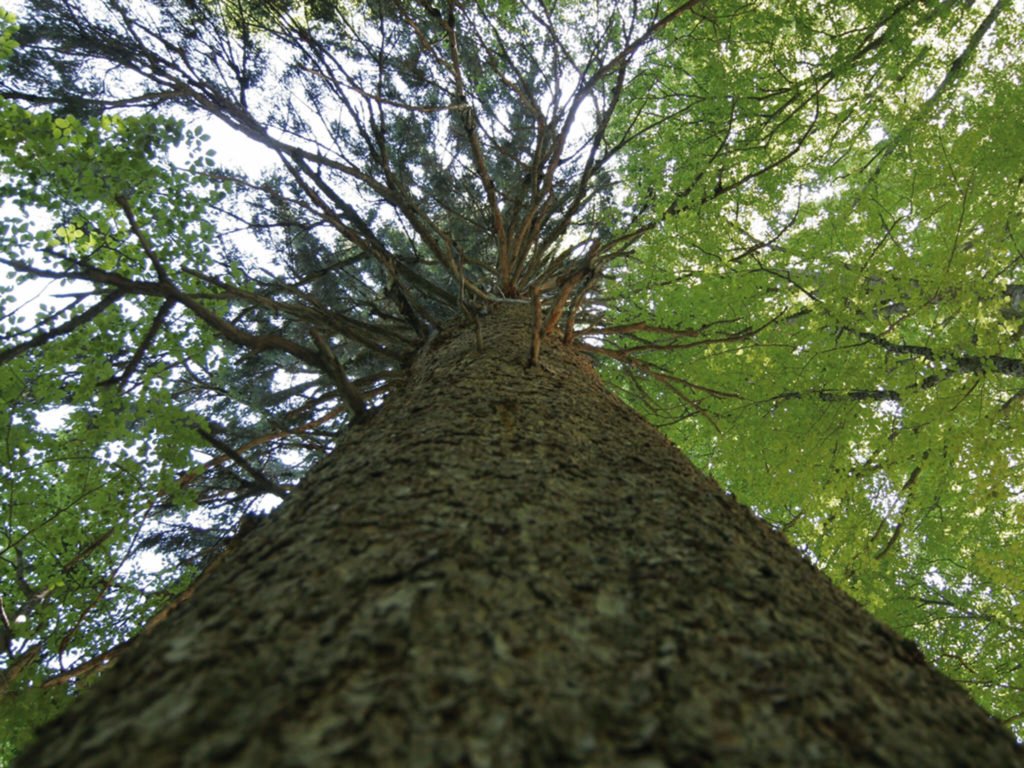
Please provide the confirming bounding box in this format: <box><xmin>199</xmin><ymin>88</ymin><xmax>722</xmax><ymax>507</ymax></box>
<box><xmin>2</xmin><ymin>0</ymin><xmax>1023</xmax><ymax>754</ymax></box>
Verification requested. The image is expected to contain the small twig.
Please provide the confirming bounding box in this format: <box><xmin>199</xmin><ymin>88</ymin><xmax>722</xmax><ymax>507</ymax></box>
<box><xmin>0</xmin><ymin>596</ymin><xmax>12</xmax><ymax>655</ymax></box>
<box><xmin>179</xmin><ymin>403</ymin><xmax>348</xmax><ymax>489</ymax></box>
<box><xmin>875</xmin><ymin>523</ymin><xmax>903</xmax><ymax>560</ymax></box>
<box><xmin>0</xmin><ymin>289</ymin><xmax>126</xmax><ymax>366</ymax></box>
<box><xmin>199</xmin><ymin>430</ymin><xmax>289</xmax><ymax>498</ymax></box>
<box><xmin>562</xmin><ymin>269</ymin><xmax>602</xmax><ymax>345</ymax></box>
<box><xmin>530</xmin><ymin>287</ymin><xmax>543</xmax><ymax>366</ymax></box>
<box><xmin>542</xmin><ymin>272</ymin><xmax>582</xmax><ymax>337</ymax></box>
<box><xmin>0</xmin><ymin>644</ymin><xmax>41</xmax><ymax>696</ymax></box>
<box><xmin>115</xmin><ymin>194</ymin><xmax>169</xmax><ymax>282</ymax></box>
<box><xmin>41</xmin><ymin>647</ymin><xmax>118</xmax><ymax>690</ymax></box>
<box><xmin>311</xmin><ymin>329</ymin><xmax>367</xmax><ymax>415</ymax></box>
<box><xmin>100</xmin><ymin>298</ymin><xmax>175</xmax><ymax>389</ymax></box>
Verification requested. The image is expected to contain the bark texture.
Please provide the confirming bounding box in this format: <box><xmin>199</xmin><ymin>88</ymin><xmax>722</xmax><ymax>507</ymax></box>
<box><xmin>17</xmin><ymin>304</ymin><xmax>1024</xmax><ymax>767</ymax></box>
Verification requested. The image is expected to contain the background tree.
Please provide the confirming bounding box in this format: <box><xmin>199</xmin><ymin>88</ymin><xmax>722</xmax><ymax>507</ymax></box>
<box><xmin>1</xmin><ymin>0</ymin><xmax>1023</xmax><ymax>761</ymax></box>
<box><xmin>605</xmin><ymin>0</ymin><xmax>1024</xmax><ymax>725</ymax></box>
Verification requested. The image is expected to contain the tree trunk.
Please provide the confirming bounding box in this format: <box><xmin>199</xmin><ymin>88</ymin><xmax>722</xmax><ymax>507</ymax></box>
<box><xmin>17</xmin><ymin>304</ymin><xmax>1023</xmax><ymax>767</ymax></box>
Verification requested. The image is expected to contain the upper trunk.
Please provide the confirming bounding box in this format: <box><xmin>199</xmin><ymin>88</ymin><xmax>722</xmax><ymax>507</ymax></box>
<box><xmin>17</xmin><ymin>304</ymin><xmax>1023</xmax><ymax>767</ymax></box>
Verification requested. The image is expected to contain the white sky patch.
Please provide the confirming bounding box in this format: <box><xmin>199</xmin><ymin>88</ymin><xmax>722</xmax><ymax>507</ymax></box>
<box><xmin>34</xmin><ymin>403</ymin><xmax>75</xmax><ymax>431</ymax></box>
<box><xmin>198</xmin><ymin>118</ymin><xmax>278</xmax><ymax>176</ymax></box>
<box><xmin>924</xmin><ymin>567</ymin><xmax>948</xmax><ymax>591</ymax></box>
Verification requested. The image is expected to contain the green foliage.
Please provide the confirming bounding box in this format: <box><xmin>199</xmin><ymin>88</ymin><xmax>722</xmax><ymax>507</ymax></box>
<box><xmin>607</xmin><ymin>0</ymin><xmax>1024</xmax><ymax>727</ymax></box>
<box><xmin>0</xmin><ymin>11</ymin><xmax>241</xmax><ymax>755</ymax></box>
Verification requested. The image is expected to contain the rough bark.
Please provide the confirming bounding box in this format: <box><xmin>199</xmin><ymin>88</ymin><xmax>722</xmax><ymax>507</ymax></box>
<box><xmin>16</xmin><ymin>304</ymin><xmax>1024</xmax><ymax>767</ymax></box>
